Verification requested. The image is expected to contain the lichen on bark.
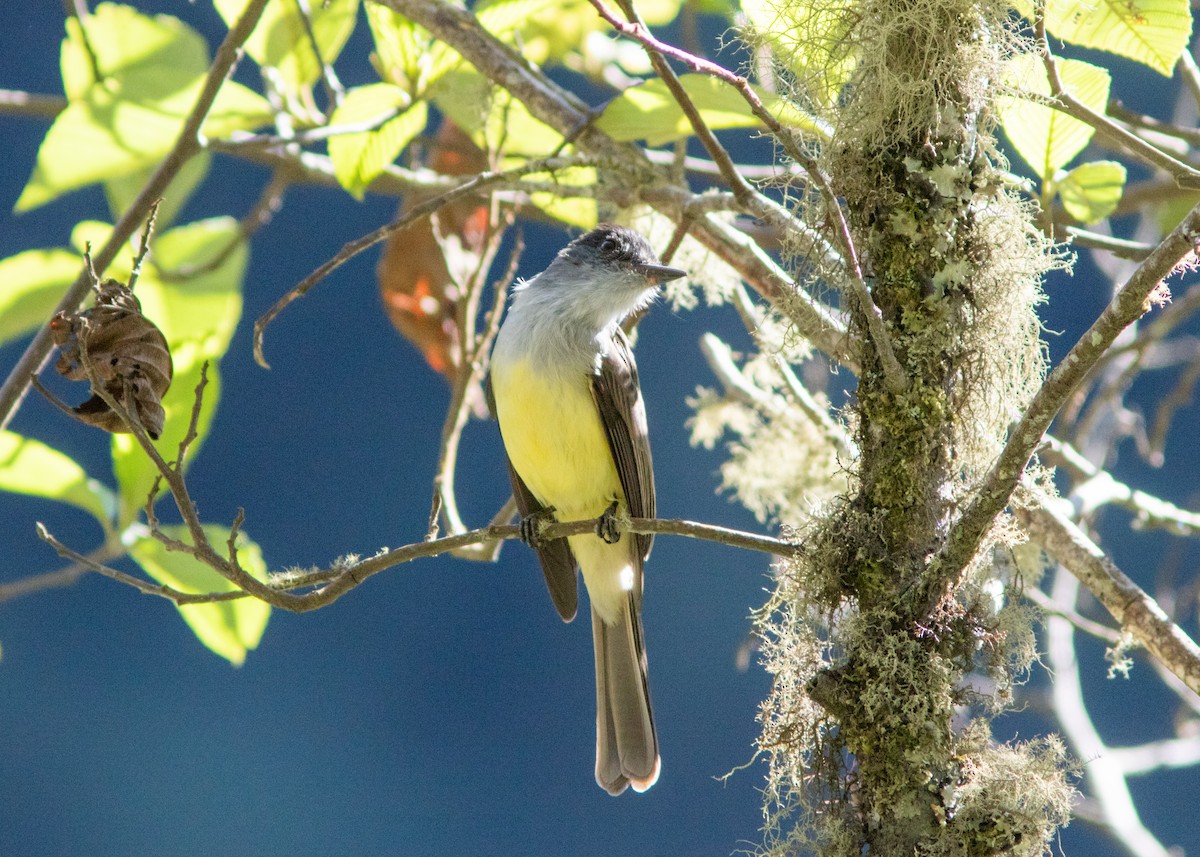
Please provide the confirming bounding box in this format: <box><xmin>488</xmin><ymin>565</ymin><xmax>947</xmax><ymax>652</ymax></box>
<box><xmin>745</xmin><ymin>0</ymin><xmax>1075</xmax><ymax>853</ymax></box>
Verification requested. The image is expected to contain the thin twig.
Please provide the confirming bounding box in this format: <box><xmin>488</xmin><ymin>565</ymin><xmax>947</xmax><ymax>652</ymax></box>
<box><xmin>160</xmin><ymin>170</ymin><xmax>291</xmax><ymax>281</ymax></box>
<box><xmin>0</xmin><ymin>89</ymin><xmax>67</xmax><ymax>118</ymax></box>
<box><xmin>425</xmin><ymin>213</ymin><xmax>516</xmax><ymax>545</ymax></box>
<box><xmin>1043</xmin><ymin>563</ymin><xmax>1175</xmax><ymax>857</ymax></box>
<box><xmin>1034</xmin><ymin>10</ymin><xmax>1200</xmax><ymax>189</ymax></box>
<box><xmin>292</xmin><ymin>0</ymin><xmax>344</xmax><ymax>110</ymax></box>
<box><xmin>0</xmin><ymin>554</ymin><xmax>106</xmax><ymax>603</ymax></box>
<box><xmin>1147</xmin><ymin>350</ymin><xmax>1200</xmax><ymax>467</ymax></box>
<box><xmin>67</xmin><ymin>0</ymin><xmax>105</xmax><ymax>87</ymax></box>
<box><xmin>42</xmin><ymin>512</ymin><xmax>800</xmax><ymax>608</ymax></box>
<box><xmin>1040</xmin><ymin>434</ymin><xmax>1200</xmax><ymax>533</ymax></box>
<box><xmin>36</xmin><ymin>524</ymin><xmax>245</xmax><ymax>605</ymax></box>
<box><xmin>127</xmin><ymin>200</ymin><xmax>161</xmax><ymax>291</ymax></box>
<box><xmin>1022</xmin><ymin>585</ymin><xmax>1123</xmax><ymax>644</ymax></box>
<box><xmin>1064</xmin><ymin>227</ymin><xmax>1154</xmax><ymax>261</ymax></box>
<box><xmin>252</xmin><ymin>155</ymin><xmax>595</xmax><ymax>368</ymax></box>
<box><xmin>1179</xmin><ymin>50</ymin><xmax>1200</xmax><ymax>111</ymax></box>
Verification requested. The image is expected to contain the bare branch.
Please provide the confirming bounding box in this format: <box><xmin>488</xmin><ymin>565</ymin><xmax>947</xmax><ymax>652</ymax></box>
<box><xmin>35</xmin><ymin>523</ymin><xmax>244</xmax><ymax>605</ymax></box>
<box><xmin>39</xmin><ymin>512</ymin><xmax>798</xmax><ymax>608</ymax></box>
<box><xmin>1043</xmin><ymin>565</ymin><xmax>1175</xmax><ymax>857</ymax></box>
<box><xmin>0</xmin><ymin>89</ymin><xmax>67</xmax><ymax>119</ymax></box>
<box><xmin>1022</xmin><ymin>585</ymin><xmax>1123</xmax><ymax>644</ymax></box>
<box><xmin>1106</xmin><ymin>735</ymin><xmax>1200</xmax><ymax>776</ymax></box>
<box><xmin>1041</xmin><ymin>435</ymin><xmax>1200</xmax><ymax>534</ymax></box>
<box><xmin>291</xmin><ymin>0</ymin><xmax>344</xmax><ymax>110</ymax></box>
<box><xmin>1019</xmin><ymin>491</ymin><xmax>1200</xmax><ymax>697</ymax></box>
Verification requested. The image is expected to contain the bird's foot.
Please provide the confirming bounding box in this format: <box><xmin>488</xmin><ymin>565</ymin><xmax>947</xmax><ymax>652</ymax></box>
<box><xmin>596</xmin><ymin>500</ymin><xmax>622</xmax><ymax>545</ymax></box>
<box><xmin>519</xmin><ymin>507</ymin><xmax>557</xmax><ymax>548</ymax></box>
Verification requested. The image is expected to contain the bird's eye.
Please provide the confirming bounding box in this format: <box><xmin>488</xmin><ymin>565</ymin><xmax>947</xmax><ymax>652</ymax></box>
<box><xmin>600</xmin><ymin>237</ymin><xmax>618</xmax><ymax>254</ymax></box>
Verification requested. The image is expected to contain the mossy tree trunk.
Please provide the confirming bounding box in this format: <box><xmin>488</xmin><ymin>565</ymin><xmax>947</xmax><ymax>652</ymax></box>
<box><xmin>763</xmin><ymin>0</ymin><xmax>1073</xmax><ymax>854</ymax></box>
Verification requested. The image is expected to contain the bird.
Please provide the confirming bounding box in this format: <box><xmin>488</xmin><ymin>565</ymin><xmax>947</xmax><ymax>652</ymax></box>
<box><xmin>488</xmin><ymin>224</ymin><xmax>685</xmax><ymax>794</ymax></box>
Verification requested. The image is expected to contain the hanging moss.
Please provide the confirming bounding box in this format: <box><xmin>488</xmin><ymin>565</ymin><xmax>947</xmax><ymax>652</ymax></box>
<box><xmin>743</xmin><ymin>0</ymin><xmax>1074</xmax><ymax>853</ymax></box>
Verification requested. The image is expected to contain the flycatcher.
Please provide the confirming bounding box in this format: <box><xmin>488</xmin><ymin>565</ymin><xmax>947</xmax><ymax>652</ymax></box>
<box><xmin>489</xmin><ymin>224</ymin><xmax>685</xmax><ymax>795</ymax></box>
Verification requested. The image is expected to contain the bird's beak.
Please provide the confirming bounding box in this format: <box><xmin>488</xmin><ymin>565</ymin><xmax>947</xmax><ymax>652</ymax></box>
<box><xmin>634</xmin><ymin>263</ymin><xmax>688</xmax><ymax>284</ymax></box>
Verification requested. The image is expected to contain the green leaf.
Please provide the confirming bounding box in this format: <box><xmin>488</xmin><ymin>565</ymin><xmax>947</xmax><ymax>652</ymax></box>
<box><xmin>1056</xmin><ymin>160</ymin><xmax>1127</xmax><ymax>223</ymax></box>
<box><xmin>476</xmin><ymin>0</ymin><xmax>562</xmax><ymax>35</ymax></box>
<box><xmin>431</xmin><ymin>70</ymin><xmax>564</xmax><ymax>156</ymax></box>
<box><xmin>522</xmin><ymin>165</ymin><xmax>598</xmax><ymax>228</ymax></box>
<box><xmin>596</xmin><ymin>73</ymin><xmax>828</xmax><ymax>146</ymax></box>
<box><xmin>214</xmin><ymin>0</ymin><xmax>359</xmax><ymax>98</ymax></box>
<box><xmin>110</xmin><ymin>218</ymin><xmax>246</xmax><ymax>525</ymax></box>
<box><xmin>0</xmin><ymin>431</ymin><xmax>115</xmax><ymax>526</ymax></box>
<box><xmin>740</xmin><ymin>0</ymin><xmax>859</xmax><ymax>107</ymax></box>
<box><xmin>999</xmin><ymin>55</ymin><xmax>1111</xmax><ymax>181</ymax></box>
<box><xmin>104</xmin><ymin>151</ymin><xmax>212</xmax><ymax>231</ymax></box>
<box><xmin>1155</xmin><ymin>191</ymin><xmax>1200</xmax><ymax>234</ymax></box>
<box><xmin>1017</xmin><ymin>0</ymin><xmax>1193</xmax><ymax>76</ymax></box>
<box><xmin>328</xmin><ymin>84</ymin><xmax>428</xmax><ymax>199</ymax></box>
<box><xmin>0</xmin><ymin>248</ymin><xmax>80</xmax><ymax>347</ymax></box>
<box><xmin>128</xmin><ymin>524</ymin><xmax>270</xmax><ymax>665</ymax></box>
<box><xmin>633</xmin><ymin>0</ymin><xmax>685</xmax><ymax>25</ymax></box>
<box><xmin>16</xmin><ymin>4</ymin><xmax>270</xmax><ymax>211</ymax></box>
<box><xmin>366</xmin><ymin>2</ymin><xmax>429</xmax><ymax>91</ymax></box>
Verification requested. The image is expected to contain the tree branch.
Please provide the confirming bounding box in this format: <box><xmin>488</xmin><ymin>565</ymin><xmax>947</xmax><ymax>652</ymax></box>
<box><xmin>382</xmin><ymin>0</ymin><xmax>860</xmax><ymax>371</ymax></box>
<box><xmin>36</xmin><ymin>513</ymin><xmax>799</xmax><ymax>608</ymax></box>
<box><xmin>1019</xmin><ymin>491</ymin><xmax>1200</xmax><ymax>697</ymax></box>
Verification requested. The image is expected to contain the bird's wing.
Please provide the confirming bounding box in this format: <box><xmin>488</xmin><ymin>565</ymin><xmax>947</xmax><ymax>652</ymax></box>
<box><xmin>591</xmin><ymin>327</ymin><xmax>656</xmax><ymax>595</ymax></box>
<box><xmin>486</xmin><ymin>374</ymin><xmax>579</xmax><ymax>622</ymax></box>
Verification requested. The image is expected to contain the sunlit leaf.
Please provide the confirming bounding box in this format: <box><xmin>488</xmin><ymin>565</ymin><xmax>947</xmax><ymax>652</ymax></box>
<box><xmin>998</xmin><ymin>55</ymin><xmax>1111</xmax><ymax>180</ymax></box>
<box><xmin>16</xmin><ymin>4</ymin><xmax>270</xmax><ymax>211</ymax></box>
<box><xmin>597</xmin><ymin>73</ymin><xmax>828</xmax><ymax>146</ymax></box>
<box><xmin>741</xmin><ymin>0</ymin><xmax>859</xmax><ymax>107</ymax></box>
<box><xmin>128</xmin><ymin>524</ymin><xmax>270</xmax><ymax>666</ymax></box>
<box><xmin>0</xmin><ymin>431</ymin><xmax>115</xmax><ymax>527</ymax></box>
<box><xmin>214</xmin><ymin>0</ymin><xmax>359</xmax><ymax>97</ymax></box>
<box><xmin>1013</xmin><ymin>0</ymin><xmax>1192</xmax><ymax>76</ymax></box>
<box><xmin>104</xmin><ymin>152</ymin><xmax>212</xmax><ymax>231</ymax></box>
<box><xmin>0</xmin><ymin>248</ymin><xmax>80</xmax><ymax>347</ymax></box>
<box><xmin>521</xmin><ymin>165</ymin><xmax>598</xmax><ymax>228</ymax></box>
<box><xmin>1155</xmin><ymin>191</ymin><xmax>1200</xmax><ymax>234</ymax></box>
<box><xmin>1056</xmin><ymin>160</ymin><xmax>1126</xmax><ymax>223</ymax></box>
<box><xmin>431</xmin><ymin>70</ymin><xmax>564</xmax><ymax>156</ymax></box>
<box><xmin>634</xmin><ymin>0</ymin><xmax>686</xmax><ymax>25</ymax></box>
<box><xmin>109</xmin><ymin>218</ymin><xmax>246</xmax><ymax>525</ymax></box>
<box><xmin>476</xmin><ymin>0</ymin><xmax>561</xmax><ymax>35</ymax></box>
<box><xmin>328</xmin><ymin>83</ymin><xmax>428</xmax><ymax>199</ymax></box>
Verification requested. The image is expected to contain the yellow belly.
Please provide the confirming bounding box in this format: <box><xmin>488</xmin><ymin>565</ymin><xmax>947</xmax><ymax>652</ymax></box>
<box><xmin>492</xmin><ymin>357</ymin><xmax>623</xmax><ymax>520</ymax></box>
<box><xmin>493</xmin><ymin>356</ymin><xmax>635</xmax><ymax>621</ymax></box>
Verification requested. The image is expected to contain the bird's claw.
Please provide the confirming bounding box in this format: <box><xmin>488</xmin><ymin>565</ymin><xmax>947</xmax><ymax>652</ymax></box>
<box><xmin>519</xmin><ymin>507</ymin><xmax>556</xmax><ymax>548</ymax></box>
<box><xmin>596</xmin><ymin>500</ymin><xmax>622</xmax><ymax>545</ymax></box>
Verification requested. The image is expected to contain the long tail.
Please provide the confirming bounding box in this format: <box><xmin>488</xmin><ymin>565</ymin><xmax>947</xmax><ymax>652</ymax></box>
<box><xmin>592</xmin><ymin>595</ymin><xmax>660</xmax><ymax>795</ymax></box>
